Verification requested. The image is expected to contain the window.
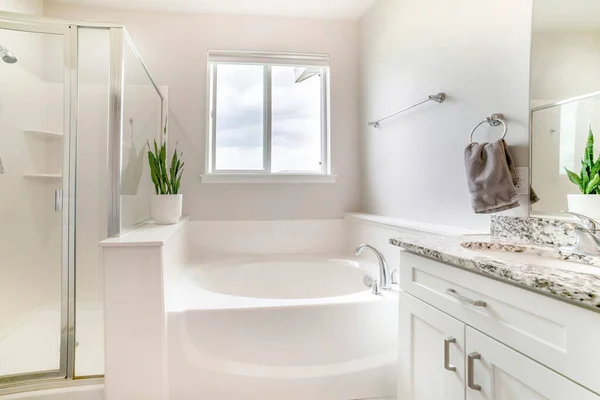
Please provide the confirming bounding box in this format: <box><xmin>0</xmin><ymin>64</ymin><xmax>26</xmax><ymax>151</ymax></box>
<box><xmin>204</xmin><ymin>51</ymin><xmax>332</xmax><ymax>183</ymax></box>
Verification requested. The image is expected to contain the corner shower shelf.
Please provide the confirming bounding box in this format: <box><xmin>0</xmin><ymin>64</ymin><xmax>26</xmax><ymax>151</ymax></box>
<box><xmin>23</xmin><ymin>173</ymin><xmax>63</xmax><ymax>179</ymax></box>
<box><xmin>24</xmin><ymin>129</ymin><xmax>63</xmax><ymax>139</ymax></box>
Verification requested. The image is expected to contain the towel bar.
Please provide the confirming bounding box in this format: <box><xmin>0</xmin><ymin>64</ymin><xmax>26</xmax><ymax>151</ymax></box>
<box><xmin>469</xmin><ymin>113</ymin><xmax>507</xmax><ymax>143</ymax></box>
<box><xmin>368</xmin><ymin>93</ymin><xmax>446</xmax><ymax>128</ymax></box>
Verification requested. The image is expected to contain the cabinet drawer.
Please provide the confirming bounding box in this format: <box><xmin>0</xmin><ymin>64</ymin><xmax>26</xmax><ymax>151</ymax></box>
<box><xmin>399</xmin><ymin>251</ymin><xmax>600</xmax><ymax>394</ymax></box>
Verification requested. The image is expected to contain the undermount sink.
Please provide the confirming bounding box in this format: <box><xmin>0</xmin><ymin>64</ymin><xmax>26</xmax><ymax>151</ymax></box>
<box><xmin>460</xmin><ymin>241</ymin><xmax>600</xmax><ymax>276</ymax></box>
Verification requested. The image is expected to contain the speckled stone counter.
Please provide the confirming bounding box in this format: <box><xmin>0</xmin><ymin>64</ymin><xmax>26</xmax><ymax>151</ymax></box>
<box><xmin>389</xmin><ymin>230</ymin><xmax>600</xmax><ymax>312</ymax></box>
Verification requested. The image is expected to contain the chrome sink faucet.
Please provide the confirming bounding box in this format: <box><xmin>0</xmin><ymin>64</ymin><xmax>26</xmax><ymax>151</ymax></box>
<box><xmin>355</xmin><ymin>244</ymin><xmax>395</xmax><ymax>291</ymax></box>
<box><xmin>560</xmin><ymin>212</ymin><xmax>600</xmax><ymax>256</ymax></box>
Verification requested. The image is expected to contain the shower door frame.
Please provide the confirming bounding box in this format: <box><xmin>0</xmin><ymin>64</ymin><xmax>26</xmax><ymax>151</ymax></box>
<box><xmin>0</xmin><ymin>18</ymin><xmax>76</xmax><ymax>389</ymax></box>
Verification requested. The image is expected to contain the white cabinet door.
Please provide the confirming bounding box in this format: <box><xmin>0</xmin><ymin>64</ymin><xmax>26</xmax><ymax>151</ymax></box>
<box><xmin>398</xmin><ymin>291</ymin><xmax>465</xmax><ymax>400</ymax></box>
<box><xmin>466</xmin><ymin>327</ymin><xmax>599</xmax><ymax>400</ymax></box>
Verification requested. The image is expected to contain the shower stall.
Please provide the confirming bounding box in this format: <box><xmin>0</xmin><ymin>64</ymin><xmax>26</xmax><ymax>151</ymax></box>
<box><xmin>0</xmin><ymin>12</ymin><xmax>165</xmax><ymax>393</ymax></box>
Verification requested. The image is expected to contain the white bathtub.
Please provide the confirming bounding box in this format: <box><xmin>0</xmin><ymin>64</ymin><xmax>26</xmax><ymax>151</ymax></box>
<box><xmin>166</xmin><ymin>255</ymin><xmax>398</xmax><ymax>400</ymax></box>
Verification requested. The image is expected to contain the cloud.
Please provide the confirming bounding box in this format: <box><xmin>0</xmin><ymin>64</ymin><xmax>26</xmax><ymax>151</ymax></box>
<box><xmin>214</xmin><ymin>64</ymin><xmax>323</xmax><ymax>172</ymax></box>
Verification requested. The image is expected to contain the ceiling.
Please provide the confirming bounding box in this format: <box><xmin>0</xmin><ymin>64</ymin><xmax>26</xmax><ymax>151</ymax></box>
<box><xmin>533</xmin><ymin>0</ymin><xmax>600</xmax><ymax>31</ymax></box>
<box><xmin>45</xmin><ymin>0</ymin><xmax>377</xmax><ymax>20</ymax></box>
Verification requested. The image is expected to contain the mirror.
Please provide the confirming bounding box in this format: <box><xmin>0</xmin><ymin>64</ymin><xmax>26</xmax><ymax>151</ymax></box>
<box><xmin>530</xmin><ymin>0</ymin><xmax>600</xmax><ymax>220</ymax></box>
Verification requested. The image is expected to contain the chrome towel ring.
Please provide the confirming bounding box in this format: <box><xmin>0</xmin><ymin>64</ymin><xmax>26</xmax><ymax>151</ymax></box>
<box><xmin>469</xmin><ymin>113</ymin><xmax>507</xmax><ymax>143</ymax></box>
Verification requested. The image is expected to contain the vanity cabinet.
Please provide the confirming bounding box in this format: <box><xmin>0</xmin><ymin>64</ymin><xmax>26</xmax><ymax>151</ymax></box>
<box><xmin>465</xmin><ymin>327</ymin><xmax>598</xmax><ymax>400</ymax></box>
<box><xmin>398</xmin><ymin>291</ymin><xmax>464</xmax><ymax>400</ymax></box>
<box><xmin>398</xmin><ymin>251</ymin><xmax>600</xmax><ymax>398</ymax></box>
<box><xmin>399</xmin><ymin>292</ymin><xmax>598</xmax><ymax>400</ymax></box>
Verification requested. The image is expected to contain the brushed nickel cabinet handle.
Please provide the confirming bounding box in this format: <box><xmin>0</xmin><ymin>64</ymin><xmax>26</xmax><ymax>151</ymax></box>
<box><xmin>468</xmin><ymin>352</ymin><xmax>482</xmax><ymax>391</ymax></box>
<box><xmin>444</xmin><ymin>337</ymin><xmax>456</xmax><ymax>371</ymax></box>
<box><xmin>446</xmin><ymin>288</ymin><xmax>487</xmax><ymax>307</ymax></box>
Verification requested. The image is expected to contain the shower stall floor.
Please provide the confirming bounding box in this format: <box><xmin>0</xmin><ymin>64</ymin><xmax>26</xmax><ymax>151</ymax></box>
<box><xmin>0</xmin><ymin>304</ymin><xmax>104</xmax><ymax>377</ymax></box>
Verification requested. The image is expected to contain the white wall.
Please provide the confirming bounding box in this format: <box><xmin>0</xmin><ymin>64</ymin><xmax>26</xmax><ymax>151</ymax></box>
<box><xmin>44</xmin><ymin>3</ymin><xmax>361</xmax><ymax>221</ymax></box>
<box><xmin>0</xmin><ymin>0</ymin><xmax>43</xmax><ymax>15</ymax></box>
<box><xmin>531</xmin><ymin>30</ymin><xmax>600</xmax><ymax>101</ymax></box>
<box><xmin>359</xmin><ymin>0</ymin><xmax>533</xmax><ymax>231</ymax></box>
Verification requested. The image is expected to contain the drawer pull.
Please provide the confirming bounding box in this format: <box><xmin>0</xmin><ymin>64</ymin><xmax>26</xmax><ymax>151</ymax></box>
<box><xmin>446</xmin><ymin>288</ymin><xmax>487</xmax><ymax>307</ymax></box>
<box><xmin>444</xmin><ymin>337</ymin><xmax>456</xmax><ymax>371</ymax></box>
<box><xmin>467</xmin><ymin>352</ymin><xmax>482</xmax><ymax>391</ymax></box>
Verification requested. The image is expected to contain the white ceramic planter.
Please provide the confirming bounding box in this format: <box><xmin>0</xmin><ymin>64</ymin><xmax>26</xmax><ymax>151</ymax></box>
<box><xmin>567</xmin><ymin>194</ymin><xmax>600</xmax><ymax>221</ymax></box>
<box><xmin>150</xmin><ymin>194</ymin><xmax>182</xmax><ymax>225</ymax></box>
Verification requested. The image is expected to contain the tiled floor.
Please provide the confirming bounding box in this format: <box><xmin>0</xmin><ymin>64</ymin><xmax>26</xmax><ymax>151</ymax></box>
<box><xmin>0</xmin><ymin>304</ymin><xmax>104</xmax><ymax>377</ymax></box>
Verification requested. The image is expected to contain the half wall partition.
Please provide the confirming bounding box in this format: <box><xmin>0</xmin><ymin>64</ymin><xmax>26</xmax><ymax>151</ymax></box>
<box><xmin>0</xmin><ymin>12</ymin><xmax>165</xmax><ymax>394</ymax></box>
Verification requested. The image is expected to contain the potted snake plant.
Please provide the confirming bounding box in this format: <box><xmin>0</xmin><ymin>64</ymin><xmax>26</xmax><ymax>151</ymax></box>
<box><xmin>147</xmin><ymin>139</ymin><xmax>184</xmax><ymax>225</ymax></box>
<box><xmin>565</xmin><ymin>127</ymin><xmax>600</xmax><ymax>220</ymax></box>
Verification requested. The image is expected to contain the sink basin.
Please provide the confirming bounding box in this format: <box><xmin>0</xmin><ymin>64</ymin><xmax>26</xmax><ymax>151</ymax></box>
<box><xmin>460</xmin><ymin>241</ymin><xmax>600</xmax><ymax>276</ymax></box>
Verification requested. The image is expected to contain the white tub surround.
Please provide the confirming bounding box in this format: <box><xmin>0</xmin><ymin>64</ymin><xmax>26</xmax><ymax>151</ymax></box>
<box><xmin>345</xmin><ymin>213</ymin><xmax>486</xmax><ymax>236</ymax></box>
<box><xmin>344</xmin><ymin>213</ymin><xmax>486</xmax><ymax>275</ymax></box>
<box><xmin>189</xmin><ymin>219</ymin><xmax>345</xmax><ymax>259</ymax></box>
<box><xmin>100</xmin><ymin>218</ymin><xmax>189</xmax><ymax>400</ymax></box>
<box><xmin>101</xmin><ymin>217</ymin><xmax>398</xmax><ymax>400</ymax></box>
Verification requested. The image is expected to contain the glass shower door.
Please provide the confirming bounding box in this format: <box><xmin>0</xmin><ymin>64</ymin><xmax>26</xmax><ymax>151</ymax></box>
<box><xmin>0</xmin><ymin>21</ymin><xmax>72</xmax><ymax>385</ymax></box>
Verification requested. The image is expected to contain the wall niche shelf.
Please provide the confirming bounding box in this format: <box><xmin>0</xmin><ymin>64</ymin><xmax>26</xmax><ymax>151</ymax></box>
<box><xmin>23</xmin><ymin>173</ymin><xmax>63</xmax><ymax>180</ymax></box>
<box><xmin>24</xmin><ymin>129</ymin><xmax>63</xmax><ymax>139</ymax></box>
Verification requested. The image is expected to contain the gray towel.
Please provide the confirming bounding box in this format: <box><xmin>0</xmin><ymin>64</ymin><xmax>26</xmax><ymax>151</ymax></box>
<box><xmin>464</xmin><ymin>139</ymin><xmax>519</xmax><ymax>214</ymax></box>
<box><xmin>530</xmin><ymin>186</ymin><xmax>540</xmax><ymax>204</ymax></box>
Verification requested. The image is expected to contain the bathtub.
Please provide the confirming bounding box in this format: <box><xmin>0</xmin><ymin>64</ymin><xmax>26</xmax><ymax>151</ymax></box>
<box><xmin>166</xmin><ymin>255</ymin><xmax>399</xmax><ymax>400</ymax></box>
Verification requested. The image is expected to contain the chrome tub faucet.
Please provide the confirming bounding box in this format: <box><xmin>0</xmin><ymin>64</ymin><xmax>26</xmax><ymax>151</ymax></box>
<box><xmin>355</xmin><ymin>244</ymin><xmax>396</xmax><ymax>293</ymax></box>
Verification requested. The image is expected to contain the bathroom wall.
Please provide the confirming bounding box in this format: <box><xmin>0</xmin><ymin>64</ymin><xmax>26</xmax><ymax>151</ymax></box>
<box><xmin>43</xmin><ymin>3</ymin><xmax>361</xmax><ymax>221</ymax></box>
<box><xmin>531</xmin><ymin>30</ymin><xmax>600</xmax><ymax>101</ymax></box>
<box><xmin>0</xmin><ymin>0</ymin><xmax>43</xmax><ymax>15</ymax></box>
<box><xmin>359</xmin><ymin>0</ymin><xmax>533</xmax><ymax>231</ymax></box>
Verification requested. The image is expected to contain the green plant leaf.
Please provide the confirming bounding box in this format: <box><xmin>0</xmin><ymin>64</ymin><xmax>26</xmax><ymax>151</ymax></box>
<box><xmin>586</xmin><ymin>174</ymin><xmax>600</xmax><ymax>194</ymax></box>
<box><xmin>585</xmin><ymin>127</ymin><xmax>595</xmax><ymax>168</ymax></box>
<box><xmin>170</xmin><ymin>149</ymin><xmax>178</xmax><ymax>186</ymax></box>
<box><xmin>582</xmin><ymin>166</ymin><xmax>590</xmax><ymax>189</ymax></box>
<box><xmin>591</xmin><ymin>158</ymin><xmax>600</xmax><ymax>179</ymax></box>
<box><xmin>565</xmin><ymin>168</ymin><xmax>581</xmax><ymax>185</ymax></box>
<box><xmin>148</xmin><ymin>150</ymin><xmax>162</xmax><ymax>194</ymax></box>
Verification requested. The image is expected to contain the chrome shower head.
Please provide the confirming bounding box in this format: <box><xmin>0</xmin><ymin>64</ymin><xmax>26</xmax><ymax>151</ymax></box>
<box><xmin>0</xmin><ymin>45</ymin><xmax>17</xmax><ymax>64</ymax></box>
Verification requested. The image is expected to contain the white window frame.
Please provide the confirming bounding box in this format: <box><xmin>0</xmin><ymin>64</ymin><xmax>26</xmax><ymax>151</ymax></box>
<box><xmin>202</xmin><ymin>50</ymin><xmax>334</xmax><ymax>184</ymax></box>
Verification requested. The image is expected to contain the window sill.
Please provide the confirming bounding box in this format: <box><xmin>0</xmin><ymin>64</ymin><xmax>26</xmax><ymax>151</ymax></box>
<box><xmin>200</xmin><ymin>173</ymin><xmax>337</xmax><ymax>184</ymax></box>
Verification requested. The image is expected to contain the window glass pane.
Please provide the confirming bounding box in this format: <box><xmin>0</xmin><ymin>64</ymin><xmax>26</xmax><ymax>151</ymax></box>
<box><xmin>271</xmin><ymin>66</ymin><xmax>323</xmax><ymax>173</ymax></box>
<box><xmin>215</xmin><ymin>64</ymin><xmax>264</xmax><ymax>170</ymax></box>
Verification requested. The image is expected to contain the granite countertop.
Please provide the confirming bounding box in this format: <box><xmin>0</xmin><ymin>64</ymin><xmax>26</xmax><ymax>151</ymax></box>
<box><xmin>389</xmin><ymin>230</ymin><xmax>600</xmax><ymax>312</ymax></box>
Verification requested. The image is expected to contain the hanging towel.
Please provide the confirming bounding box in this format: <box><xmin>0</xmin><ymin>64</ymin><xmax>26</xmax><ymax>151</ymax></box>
<box><xmin>464</xmin><ymin>139</ymin><xmax>519</xmax><ymax>214</ymax></box>
<box><xmin>530</xmin><ymin>186</ymin><xmax>540</xmax><ymax>204</ymax></box>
